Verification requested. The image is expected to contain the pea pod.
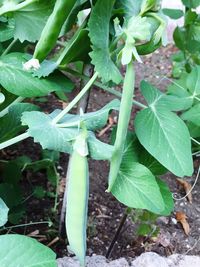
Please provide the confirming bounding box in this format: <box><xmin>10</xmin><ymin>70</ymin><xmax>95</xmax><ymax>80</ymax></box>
<box><xmin>66</xmin><ymin>131</ymin><xmax>89</xmax><ymax>267</ymax></box>
<box><xmin>33</xmin><ymin>0</ymin><xmax>77</xmax><ymax>62</ymax></box>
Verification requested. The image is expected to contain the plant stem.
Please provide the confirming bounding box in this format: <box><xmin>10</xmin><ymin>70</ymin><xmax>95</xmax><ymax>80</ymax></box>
<box><xmin>106</xmin><ymin>208</ymin><xmax>131</xmax><ymax>258</ymax></box>
<box><xmin>53</xmin><ymin>164</ymin><xmax>60</xmax><ymax>212</ymax></box>
<box><xmin>0</xmin><ymin>0</ymin><xmax>37</xmax><ymax>16</ymax></box>
<box><xmin>0</xmin><ymin>132</ymin><xmax>30</xmax><ymax>150</ymax></box>
<box><xmin>63</xmin><ymin>67</ymin><xmax>146</xmax><ymax>109</ymax></box>
<box><xmin>52</xmin><ymin>72</ymin><xmax>98</xmax><ymax>124</ymax></box>
<box><xmin>0</xmin><ymin>221</ymin><xmax>51</xmax><ymax>232</ymax></box>
<box><xmin>191</xmin><ymin>137</ymin><xmax>200</xmax><ymax>146</ymax></box>
<box><xmin>2</xmin><ymin>39</ymin><xmax>18</xmax><ymax>56</ymax></box>
<box><xmin>0</xmin><ymin>96</ymin><xmax>25</xmax><ymax>118</ymax></box>
<box><xmin>107</xmin><ymin>63</ymin><xmax>135</xmax><ymax>192</ymax></box>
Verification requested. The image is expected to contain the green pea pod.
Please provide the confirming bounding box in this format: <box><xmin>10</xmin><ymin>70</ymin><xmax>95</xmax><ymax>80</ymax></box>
<box><xmin>136</xmin><ymin>39</ymin><xmax>161</xmax><ymax>55</ymax></box>
<box><xmin>33</xmin><ymin>0</ymin><xmax>77</xmax><ymax>62</ymax></box>
<box><xmin>66</xmin><ymin>131</ymin><xmax>89</xmax><ymax>267</ymax></box>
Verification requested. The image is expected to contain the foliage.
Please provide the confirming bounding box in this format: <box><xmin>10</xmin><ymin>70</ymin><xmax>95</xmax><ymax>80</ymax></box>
<box><xmin>0</xmin><ymin>0</ymin><xmax>198</xmax><ymax>266</ymax></box>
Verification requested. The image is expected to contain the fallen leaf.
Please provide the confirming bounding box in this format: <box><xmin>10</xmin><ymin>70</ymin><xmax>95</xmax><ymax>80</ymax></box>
<box><xmin>177</xmin><ymin>178</ymin><xmax>192</xmax><ymax>203</ymax></box>
<box><xmin>98</xmin><ymin>117</ymin><xmax>115</xmax><ymax>137</ymax></box>
<box><xmin>176</xmin><ymin>211</ymin><xmax>190</xmax><ymax>235</ymax></box>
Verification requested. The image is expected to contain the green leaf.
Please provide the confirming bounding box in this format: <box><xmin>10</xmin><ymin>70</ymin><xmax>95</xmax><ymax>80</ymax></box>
<box><xmin>181</xmin><ymin>104</ymin><xmax>200</xmax><ymax>125</ymax></box>
<box><xmin>0</xmin><ymin>53</ymin><xmax>73</xmax><ymax>97</ymax></box>
<box><xmin>0</xmin><ymin>234</ymin><xmax>57</xmax><ymax>267</ymax></box>
<box><xmin>111</xmin><ymin>160</ymin><xmax>165</xmax><ymax>214</ymax></box>
<box><xmin>21</xmin><ymin>111</ymin><xmax>77</xmax><ymax>154</ymax></box>
<box><xmin>88</xmin><ymin>133</ymin><xmax>114</xmax><ymax>160</ymax></box>
<box><xmin>21</xmin><ymin>108</ymin><xmax>115</xmax><ymax>160</ymax></box>
<box><xmin>141</xmin><ymin>80</ymin><xmax>193</xmax><ymax>111</ymax></box>
<box><xmin>13</xmin><ymin>1</ymin><xmax>55</xmax><ymax>42</ymax></box>
<box><xmin>135</xmin><ymin>105</ymin><xmax>193</xmax><ymax>177</ymax></box>
<box><xmin>59</xmin><ymin>28</ymin><xmax>91</xmax><ymax>65</ymax></box>
<box><xmin>88</xmin><ymin>0</ymin><xmax>122</xmax><ymax>83</ymax></box>
<box><xmin>0</xmin><ymin>183</ymin><xmax>22</xmax><ymax>208</ymax></box>
<box><xmin>182</xmin><ymin>0</ymin><xmax>200</xmax><ymax>8</ymax></box>
<box><xmin>115</xmin><ymin>0</ymin><xmax>143</xmax><ymax>19</ymax></box>
<box><xmin>186</xmin><ymin>66</ymin><xmax>200</xmax><ymax>96</ymax></box>
<box><xmin>0</xmin><ymin>198</ymin><xmax>9</xmax><ymax>227</ymax></box>
<box><xmin>162</xmin><ymin>8</ymin><xmax>184</xmax><ymax>19</ymax></box>
<box><xmin>187</xmin><ymin>121</ymin><xmax>200</xmax><ymax>137</ymax></box>
<box><xmin>2</xmin><ymin>156</ymin><xmax>31</xmax><ymax>184</ymax></box>
<box><xmin>0</xmin><ymin>103</ymin><xmax>39</xmax><ymax>142</ymax></box>
<box><xmin>55</xmin><ymin>99</ymin><xmax>120</xmax><ymax>130</ymax></box>
<box><xmin>173</xmin><ymin>26</ymin><xmax>186</xmax><ymax>51</ymax></box>
<box><xmin>156</xmin><ymin>178</ymin><xmax>174</xmax><ymax>216</ymax></box>
<box><xmin>0</xmin><ymin>19</ymin><xmax>14</xmax><ymax>42</ymax></box>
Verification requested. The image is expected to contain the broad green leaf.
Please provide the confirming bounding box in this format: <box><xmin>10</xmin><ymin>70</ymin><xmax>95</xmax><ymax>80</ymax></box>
<box><xmin>162</xmin><ymin>8</ymin><xmax>184</xmax><ymax>19</ymax></box>
<box><xmin>0</xmin><ymin>88</ymin><xmax>17</xmax><ymax>112</ymax></box>
<box><xmin>111</xmin><ymin>129</ymin><xmax>166</xmax><ymax>175</ymax></box>
<box><xmin>59</xmin><ymin>28</ymin><xmax>91</xmax><ymax>65</ymax></box>
<box><xmin>115</xmin><ymin>0</ymin><xmax>143</xmax><ymax>19</ymax></box>
<box><xmin>182</xmin><ymin>0</ymin><xmax>200</xmax><ymax>8</ymax></box>
<box><xmin>141</xmin><ymin>80</ymin><xmax>192</xmax><ymax>111</ymax></box>
<box><xmin>111</xmin><ymin>161</ymin><xmax>165</xmax><ymax>214</ymax></box>
<box><xmin>0</xmin><ymin>234</ymin><xmax>57</xmax><ymax>267</ymax></box>
<box><xmin>0</xmin><ymin>19</ymin><xmax>14</xmax><ymax>42</ymax></box>
<box><xmin>135</xmin><ymin>106</ymin><xmax>193</xmax><ymax>177</ymax></box>
<box><xmin>187</xmin><ymin>121</ymin><xmax>200</xmax><ymax>137</ymax></box>
<box><xmin>173</xmin><ymin>26</ymin><xmax>186</xmax><ymax>51</ymax></box>
<box><xmin>156</xmin><ymin>178</ymin><xmax>174</xmax><ymax>216</ymax></box>
<box><xmin>13</xmin><ymin>1</ymin><xmax>55</xmax><ymax>42</ymax></box>
<box><xmin>0</xmin><ymin>53</ymin><xmax>73</xmax><ymax>97</ymax></box>
<box><xmin>22</xmin><ymin>109</ymin><xmax>115</xmax><ymax>160</ymax></box>
<box><xmin>0</xmin><ymin>198</ymin><xmax>9</xmax><ymax>227</ymax></box>
<box><xmin>141</xmin><ymin>0</ymin><xmax>160</xmax><ymax>15</ymax></box>
<box><xmin>187</xmin><ymin>23</ymin><xmax>200</xmax><ymax>53</ymax></box>
<box><xmin>139</xmin><ymin>148</ymin><xmax>167</xmax><ymax>175</ymax></box>
<box><xmin>181</xmin><ymin>104</ymin><xmax>200</xmax><ymax>125</ymax></box>
<box><xmin>167</xmin><ymin>73</ymin><xmax>189</xmax><ymax>97</ymax></box>
<box><xmin>88</xmin><ymin>0</ymin><xmax>122</xmax><ymax>84</ymax></box>
<box><xmin>55</xmin><ymin>99</ymin><xmax>120</xmax><ymax>131</ymax></box>
<box><xmin>2</xmin><ymin>156</ymin><xmax>31</xmax><ymax>184</ymax></box>
<box><xmin>21</xmin><ymin>111</ymin><xmax>77</xmax><ymax>154</ymax></box>
<box><xmin>0</xmin><ymin>183</ymin><xmax>22</xmax><ymax>208</ymax></box>
<box><xmin>0</xmin><ymin>103</ymin><xmax>39</xmax><ymax>142</ymax></box>
<box><xmin>87</xmin><ymin>133</ymin><xmax>114</xmax><ymax>160</ymax></box>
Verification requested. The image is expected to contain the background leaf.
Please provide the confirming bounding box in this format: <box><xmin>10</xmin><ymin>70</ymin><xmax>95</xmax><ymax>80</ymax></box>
<box><xmin>88</xmin><ymin>0</ymin><xmax>122</xmax><ymax>84</ymax></box>
<box><xmin>13</xmin><ymin>0</ymin><xmax>55</xmax><ymax>42</ymax></box>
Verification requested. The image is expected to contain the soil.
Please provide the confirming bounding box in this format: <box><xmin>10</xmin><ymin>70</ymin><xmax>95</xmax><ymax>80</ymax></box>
<box><xmin>1</xmin><ymin>45</ymin><xmax>200</xmax><ymax>260</ymax></box>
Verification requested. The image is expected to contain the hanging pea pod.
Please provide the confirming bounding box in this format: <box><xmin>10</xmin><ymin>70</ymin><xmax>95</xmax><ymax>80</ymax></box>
<box><xmin>108</xmin><ymin>62</ymin><xmax>135</xmax><ymax>192</ymax></box>
<box><xmin>33</xmin><ymin>0</ymin><xmax>77</xmax><ymax>62</ymax></box>
<box><xmin>66</xmin><ymin>129</ymin><xmax>89</xmax><ymax>267</ymax></box>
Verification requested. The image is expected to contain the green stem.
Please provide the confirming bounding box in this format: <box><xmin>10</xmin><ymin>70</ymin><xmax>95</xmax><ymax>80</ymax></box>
<box><xmin>191</xmin><ymin>137</ymin><xmax>200</xmax><ymax>146</ymax></box>
<box><xmin>0</xmin><ymin>132</ymin><xmax>30</xmax><ymax>150</ymax></box>
<box><xmin>0</xmin><ymin>221</ymin><xmax>51</xmax><ymax>232</ymax></box>
<box><xmin>0</xmin><ymin>96</ymin><xmax>25</xmax><ymax>118</ymax></box>
<box><xmin>52</xmin><ymin>72</ymin><xmax>98</xmax><ymax>124</ymax></box>
<box><xmin>0</xmin><ymin>0</ymin><xmax>37</xmax><ymax>16</ymax></box>
<box><xmin>53</xmin><ymin>164</ymin><xmax>60</xmax><ymax>212</ymax></box>
<box><xmin>2</xmin><ymin>39</ymin><xmax>18</xmax><ymax>56</ymax></box>
<box><xmin>62</xmin><ymin>67</ymin><xmax>146</xmax><ymax>109</ymax></box>
<box><xmin>107</xmin><ymin>63</ymin><xmax>135</xmax><ymax>192</ymax></box>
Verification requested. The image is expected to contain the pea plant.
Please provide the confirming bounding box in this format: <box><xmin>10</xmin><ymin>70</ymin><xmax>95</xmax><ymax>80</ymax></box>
<box><xmin>163</xmin><ymin>0</ymin><xmax>200</xmax><ymax>77</ymax></box>
<box><xmin>0</xmin><ymin>0</ymin><xmax>197</xmax><ymax>266</ymax></box>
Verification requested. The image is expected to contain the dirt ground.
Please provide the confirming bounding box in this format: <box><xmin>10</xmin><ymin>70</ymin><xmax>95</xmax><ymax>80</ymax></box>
<box><xmin>1</xmin><ymin>45</ymin><xmax>200</xmax><ymax>260</ymax></box>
